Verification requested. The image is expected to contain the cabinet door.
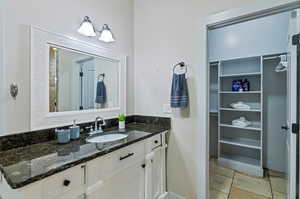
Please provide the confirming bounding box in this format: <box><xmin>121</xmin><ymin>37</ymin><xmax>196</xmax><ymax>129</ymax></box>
<box><xmin>151</xmin><ymin>149</ymin><xmax>163</xmax><ymax>199</ymax></box>
<box><xmin>86</xmin><ymin>158</ymin><xmax>145</xmax><ymax>199</ymax></box>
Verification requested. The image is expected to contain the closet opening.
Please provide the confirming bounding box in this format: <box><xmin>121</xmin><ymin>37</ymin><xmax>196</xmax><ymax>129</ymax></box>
<box><xmin>208</xmin><ymin>10</ymin><xmax>294</xmax><ymax>199</ymax></box>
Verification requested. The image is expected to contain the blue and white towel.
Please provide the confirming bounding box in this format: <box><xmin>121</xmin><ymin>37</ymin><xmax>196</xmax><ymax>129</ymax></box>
<box><xmin>170</xmin><ymin>73</ymin><xmax>189</xmax><ymax>108</ymax></box>
<box><xmin>95</xmin><ymin>81</ymin><xmax>107</xmax><ymax>104</ymax></box>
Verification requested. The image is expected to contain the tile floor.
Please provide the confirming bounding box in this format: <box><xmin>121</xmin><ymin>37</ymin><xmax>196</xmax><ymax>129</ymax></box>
<box><xmin>209</xmin><ymin>159</ymin><xmax>287</xmax><ymax>199</ymax></box>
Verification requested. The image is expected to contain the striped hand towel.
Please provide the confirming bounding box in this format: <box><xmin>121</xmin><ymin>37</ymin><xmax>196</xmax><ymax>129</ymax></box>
<box><xmin>170</xmin><ymin>73</ymin><xmax>189</xmax><ymax>108</ymax></box>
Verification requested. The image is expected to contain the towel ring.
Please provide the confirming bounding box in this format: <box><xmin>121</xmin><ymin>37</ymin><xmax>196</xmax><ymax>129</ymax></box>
<box><xmin>173</xmin><ymin>62</ymin><xmax>187</xmax><ymax>74</ymax></box>
<box><xmin>97</xmin><ymin>73</ymin><xmax>105</xmax><ymax>81</ymax></box>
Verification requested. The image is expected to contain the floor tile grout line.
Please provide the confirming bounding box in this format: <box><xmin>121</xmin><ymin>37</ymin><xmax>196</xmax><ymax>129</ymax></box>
<box><xmin>267</xmin><ymin>171</ymin><xmax>274</xmax><ymax>199</ymax></box>
<box><xmin>227</xmin><ymin>171</ymin><xmax>235</xmax><ymax>199</ymax></box>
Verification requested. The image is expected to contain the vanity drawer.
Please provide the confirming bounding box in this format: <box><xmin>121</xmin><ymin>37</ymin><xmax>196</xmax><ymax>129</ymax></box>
<box><xmin>87</xmin><ymin>141</ymin><xmax>145</xmax><ymax>185</ymax></box>
<box><xmin>42</xmin><ymin>165</ymin><xmax>85</xmax><ymax>199</ymax></box>
<box><xmin>100</xmin><ymin>141</ymin><xmax>145</xmax><ymax>178</ymax></box>
<box><xmin>150</xmin><ymin>134</ymin><xmax>162</xmax><ymax>149</ymax></box>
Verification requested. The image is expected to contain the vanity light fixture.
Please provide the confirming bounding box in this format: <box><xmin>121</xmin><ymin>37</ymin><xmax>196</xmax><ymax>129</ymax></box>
<box><xmin>77</xmin><ymin>16</ymin><xmax>96</xmax><ymax>37</ymax></box>
<box><xmin>99</xmin><ymin>24</ymin><xmax>115</xmax><ymax>43</ymax></box>
<box><xmin>77</xmin><ymin>16</ymin><xmax>115</xmax><ymax>43</ymax></box>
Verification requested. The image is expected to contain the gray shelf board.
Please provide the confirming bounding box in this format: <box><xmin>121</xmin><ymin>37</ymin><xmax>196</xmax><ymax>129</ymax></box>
<box><xmin>219</xmin><ymin>137</ymin><xmax>261</xmax><ymax>149</ymax></box>
<box><xmin>220</xmin><ymin>72</ymin><xmax>261</xmax><ymax>78</ymax></box>
<box><xmin>210</xmin><ymin>110</ymin><xmax>219</xmax><ymax>117</ymax></box>
<box><xmin>220</xmin><ymin>123</ymin><xmax>262</xmax><ymax>131</ymax></box>
<box><xmin>220</xmin><ymin>108</ymin><xmax>261</xmax><ymax>112</ymax></box>
<box><xmin>220</xmin><ymin>91</ymin><xmax>261</xmax><ymax>94</ymax></box>
<box><xmin>219</xmin><ymin>154</ymin><xmax>261</xmax><ymax>167</ymax></box>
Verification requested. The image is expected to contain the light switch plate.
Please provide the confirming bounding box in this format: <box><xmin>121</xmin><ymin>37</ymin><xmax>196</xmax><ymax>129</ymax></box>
<box><xmin>163</xmin><ymin>104</ymin><xmax>172</xmax><ymax>113</ymax></box>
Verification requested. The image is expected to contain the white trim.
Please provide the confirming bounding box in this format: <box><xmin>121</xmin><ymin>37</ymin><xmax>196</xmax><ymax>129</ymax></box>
<box><xmin>0</xmin><ymin>4</ymin><xmax>6</xmax><ymax>135</ymax></box>
<box><xmin>205</xmin><ymin>0</ymin><xmax>300</xmax><ymax>28</ymax></box>
<box><xmin>30</xmin><ymin>27</ymin><xmax>127</xmax><ymax>130</ymax></box>
<box><xmin>201</xmin><ymin>1</ymin><xmax>300</xmax><ymax>199</ymax></box>
<box><xmin>287</xmin><ymin>9</ymin><xmax>300</xmax><ymax>198</ymax></box>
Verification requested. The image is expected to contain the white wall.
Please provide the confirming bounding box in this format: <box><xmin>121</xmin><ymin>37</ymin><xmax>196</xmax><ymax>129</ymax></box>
<box><xmin>134</xmin><ymin>0</ymin><xmax>260</xmax><ymax>198</ymax></box>
<box><xmin>208</xmin><ymin>11</ymin><xmax>290</xmax><ymax>61</ymax></box>
<box><xmin>263</xmin><ymin>59</ymin><xmax>287</xmax><ymax>172</ymax></box>
<box><xmin>0</xmin><ymin>0</ymin><xmax>134</xmax><ymax>135</ymax></box>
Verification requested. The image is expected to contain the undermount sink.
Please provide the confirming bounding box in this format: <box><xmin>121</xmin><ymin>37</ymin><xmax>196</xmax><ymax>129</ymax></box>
<box><xmin>86</xmin><ymin>133</ymin><xmax>128</xmax><ymax>143</ymax></box>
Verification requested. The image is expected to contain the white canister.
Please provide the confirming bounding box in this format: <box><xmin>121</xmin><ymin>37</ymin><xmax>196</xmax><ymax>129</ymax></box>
<box><xmin>119</xmin><ymin>121</ymin><xmax>125</xmax><ymax>129</ymax></box>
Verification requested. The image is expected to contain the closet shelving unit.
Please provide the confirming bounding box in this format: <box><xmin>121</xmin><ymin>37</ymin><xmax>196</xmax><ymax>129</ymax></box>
<box><xmin>215</xmin><ymin>56</ymin><xmax>264</xmax><ymax>177</ymax></box>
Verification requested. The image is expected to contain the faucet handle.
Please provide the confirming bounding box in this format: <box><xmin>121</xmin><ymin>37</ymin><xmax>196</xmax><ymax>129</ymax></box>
<box><xmin>85</xmin><ymin>126</ymin><xmax>94</xmax><ymax>132</ymax></box>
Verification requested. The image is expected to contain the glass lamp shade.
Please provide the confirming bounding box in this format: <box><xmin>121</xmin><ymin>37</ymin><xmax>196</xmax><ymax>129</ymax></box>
<box><xmin>78</xmin><ymin>16</ymin><xmax>96</xmax><ymax>37</ymax></box>
<box><xmin>99</xmin><ymin>24</ymin><xmax>115</xmax><ymax>43</ymax></box>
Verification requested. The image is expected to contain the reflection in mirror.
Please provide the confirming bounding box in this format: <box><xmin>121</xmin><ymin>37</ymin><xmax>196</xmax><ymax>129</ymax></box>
<box><xmin>49</xmin><ymin>46</ymin><xmax>119</xmax><ymax>112</ymax></box>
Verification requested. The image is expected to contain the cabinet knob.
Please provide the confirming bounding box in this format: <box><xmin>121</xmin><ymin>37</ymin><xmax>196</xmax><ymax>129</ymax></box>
<box><xmin>141</xmin><ymin>164</ymin><xmax>146</xmax><ymax>168</ymax></box>
<box><xmin>63</xmin><ymin>179</ymin><xmax>71</xmax><ymax>186</ymax></box>
<box><xmin>154</xmin><ymin>140</ymin><xmax>159</xmax><ymax>144</ymax></box>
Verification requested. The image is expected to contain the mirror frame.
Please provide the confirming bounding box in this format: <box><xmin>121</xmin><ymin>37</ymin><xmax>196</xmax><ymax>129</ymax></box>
<box><xmin>30</xmin><ymin>27</ymin><xmax>126</xmax><ymax>130</ymax></box>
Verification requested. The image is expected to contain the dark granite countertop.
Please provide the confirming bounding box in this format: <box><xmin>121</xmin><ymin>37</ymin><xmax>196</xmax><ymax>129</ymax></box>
<box><xmin>0</xmin><ymin>122</ymin><xmax>170</xmax><ymax>189</ymax></box>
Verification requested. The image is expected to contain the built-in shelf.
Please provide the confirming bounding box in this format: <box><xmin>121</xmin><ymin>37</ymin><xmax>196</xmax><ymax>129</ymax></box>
<box><xmin>219</xmin><ymin>154</ymin><xmax>260</xmax><ymax>167</ymax></box>
<box><xmin>216</xmin><ymin>55</ymin><xmax>263</xmax><ymax>177</ymax></box>
<box><xmin>220</xmin><ymin>72</ymin><xmax>261</xmax><ymax>78</ymax></box>
<box><xmin>219</xmin><ymin>123</ymin><xmax>262</xmax><ymax>131</ymax></box>
<box><xmin>220</xmin><ymin>91</ymin><xmax>261</xmax><ymax>94</ymax></box>
<box><xmin>220</xmin><ymin>108</ymin><xmax>261</xmax><ymax>112</ymax></box>
<box><xmin>219</xmin><ymin>137</ymin><xmax>261</xmax><ymax>149</ymax></box>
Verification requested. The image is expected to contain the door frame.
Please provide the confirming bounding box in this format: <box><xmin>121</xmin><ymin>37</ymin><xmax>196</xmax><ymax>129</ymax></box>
<box><xmin>200</xmin><ymin>1</ymin><xmax>300</xmax><ymax>199</ymax></box>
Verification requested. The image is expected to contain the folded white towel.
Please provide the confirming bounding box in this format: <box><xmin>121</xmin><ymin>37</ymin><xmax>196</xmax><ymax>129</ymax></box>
<box><xmin>232</xmin><ymin>117</ymin><xmax>251</xmax><ymax>127</ymax></box>
<box><xmin>230</xmin><ymin>101</ymin><xmax>250</xmax><ymax>110</ymax></box>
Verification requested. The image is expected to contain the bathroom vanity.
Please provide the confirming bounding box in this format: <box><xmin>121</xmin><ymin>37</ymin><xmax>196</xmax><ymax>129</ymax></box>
<box><xmin>0</xmin><ymin>121</ymin><xmax>169</xmax><ymax>199</ymax></box>
<box><xmin>0</xmin><ymin>26</ymin><xmax>171</xmax><ymax>199</ymax></box>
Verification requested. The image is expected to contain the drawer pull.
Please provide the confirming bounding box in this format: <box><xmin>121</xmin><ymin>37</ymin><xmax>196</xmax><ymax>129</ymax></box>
<box><xmin>63</xmin><ymin>179</ymin><xmax>71</xmax><ymax>186</ymax></box>
<box><xmin>120</xmin><ymin>153</ymin><xmax>134</xmax><ymax>161</ymax></box>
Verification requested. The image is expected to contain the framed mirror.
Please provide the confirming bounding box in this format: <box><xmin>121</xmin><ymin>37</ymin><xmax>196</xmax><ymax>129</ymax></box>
<box><xmin>31</xmin><ymin>27</ymin><xmax>126</xmax><ymax>130</ymax></box>
<box><xmin>49</xmin><ymin>46</ymin><xmax>120</xmax><ymax>112</ymax></box>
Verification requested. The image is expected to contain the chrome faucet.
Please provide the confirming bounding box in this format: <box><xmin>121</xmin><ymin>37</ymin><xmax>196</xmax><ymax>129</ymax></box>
<box><xmin>95</xmin><ymin>116</ymin><xmax>106</xmax><ymax>133</ymax></box>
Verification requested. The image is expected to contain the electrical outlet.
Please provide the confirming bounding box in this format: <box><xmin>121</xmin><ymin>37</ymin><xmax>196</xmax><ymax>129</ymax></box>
<box><xmin>163</xmin><ymin>104</ymin><xmax>172</xmax><ymax>113</ymax></box>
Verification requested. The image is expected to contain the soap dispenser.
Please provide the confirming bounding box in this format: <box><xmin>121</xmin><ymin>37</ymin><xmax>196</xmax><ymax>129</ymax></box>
<box><xmin>70</xmin><ymin>119</ymin><xmax>80</xmax><ymax>140</ymax></box>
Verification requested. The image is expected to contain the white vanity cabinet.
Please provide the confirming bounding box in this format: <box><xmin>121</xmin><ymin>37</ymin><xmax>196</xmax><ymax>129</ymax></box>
<box><xmin>86</xmin><ymin>158</ymin><xmax>145</xmax><ymax>199</ymax></box>
<box><xmin>0</xmin><ymin>164</ymin><xmax>86</xmax><ymax>199</ymax></box>
<box><xmin>86</xmin><ymin>141</ymin><xmax>146</xmax><ymax>199</ymax></box>
<box><xmin>85</xmin><ymin>132</ymin><xmax>167</xmax><ymax>199</ymax></box>
<box><xmin>0</xmin><ymin>132</ymin><xmax>167</xmax><ymax>199</ymax></box>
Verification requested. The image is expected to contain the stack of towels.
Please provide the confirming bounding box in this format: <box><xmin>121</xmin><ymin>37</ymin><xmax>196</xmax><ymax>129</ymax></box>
<box><xmin>232</xmin><ymin>117</ymin><xmax>251</xmax><ymax>128</ymax></box>
<box><xmin>230</xmin><ymin>101</ymin><xmax>250</xmax><ymax>110</ymax></box>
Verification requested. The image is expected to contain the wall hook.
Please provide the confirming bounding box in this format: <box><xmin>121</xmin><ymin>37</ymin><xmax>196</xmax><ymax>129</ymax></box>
<box><xmin>10</xmin><ymin>83</ymin><xmax>18</xmax><ymax>99</ymax></box>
